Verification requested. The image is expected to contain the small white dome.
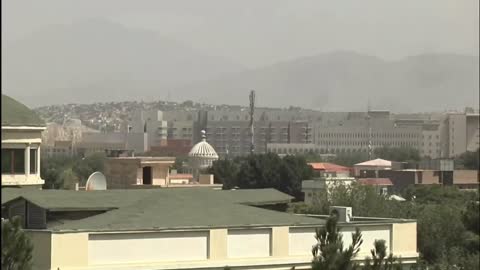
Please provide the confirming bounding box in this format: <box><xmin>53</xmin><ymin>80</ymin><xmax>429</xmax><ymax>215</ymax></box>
<box><xmin>188</xmin><ymin>130</ymin><xmax>219</xmax><ymax>159</ymax></box>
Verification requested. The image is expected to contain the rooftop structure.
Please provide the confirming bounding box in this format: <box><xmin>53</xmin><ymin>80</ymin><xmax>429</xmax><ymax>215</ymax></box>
<box><xmin>2</xmin><ymin>95</ymin><xmax>46</xmax><ymax>188</ymax></box>
<box><xmin>2</xmin><ymin>188</ymin><xmax>418</xmax><ymax>269</ymax></box>
<box><xmin>104</xmin><ymin>156</ymin><xmax>175</xmax><ymax>188</ymax></box>
<box><xmin>2</xmin><ymin>95</ymin><xmax>45</xmax><ymax>127</ymax></box>
<box><xmin>188</xmin><ymin>130</ymin><xmax>219</xmax><ymax>180</ymax></box>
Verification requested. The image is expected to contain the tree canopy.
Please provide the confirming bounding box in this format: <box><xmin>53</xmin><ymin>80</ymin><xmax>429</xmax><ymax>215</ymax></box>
<box><xmin>373</xmin><ymin>146</ymin><xmax>420</xmax><ymax>162</ymax></box>
<box><xmin>41</xmin><ymin>152</ymin><xmax>106</xmax><ymax>189</ymax></box>
<box><xmin>455</xmin><ymin>148</ymin><xmax>479</xmax><ymax>170</ymax></box>
<box><xmin>209</xmin><ymin>153</ymin><xmax>313</xmax><ymax>199</ymax></box>
<box><xmin>292</xmin><ymin>183</ymin><xmax>480</xmax><ymax>269</ymax></box>
<box><xmin>1</xmin><ymin>217</ymin><xmax>33</xmax><ymax>270</ymax></box>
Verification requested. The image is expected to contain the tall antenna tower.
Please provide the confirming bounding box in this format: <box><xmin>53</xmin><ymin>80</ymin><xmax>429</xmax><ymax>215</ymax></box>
<box><xmin>249</xmin><ymin>90</ymin><xmax>256</xmax><ymax>154</ymax></box>
<box><xmin>367</xmin><ymin>99</ymin><xmax>372</xmax><ymax>159</ymax></box>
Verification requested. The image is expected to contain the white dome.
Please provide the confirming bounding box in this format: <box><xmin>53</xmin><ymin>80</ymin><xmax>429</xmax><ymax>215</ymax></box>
<box><xmin>188</xmin><ymin>139</ymin><xmax>219</xmax><ymax>159</ymax></box>
<box><xmin>188</xmin><ymin>130</ymin><xmax>218</xmax><ymax>159</ymax></box>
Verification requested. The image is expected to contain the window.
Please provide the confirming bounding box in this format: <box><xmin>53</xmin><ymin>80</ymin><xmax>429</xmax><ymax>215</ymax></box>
<box><xmin>30</xmin><ymin>149</ymin><xmax>37</xmax><ymax>174</ymax></box>
<box><xmin>2</xmin><ymin>149</ymin><xmax>25</xmax><ymax>174</ymax></box>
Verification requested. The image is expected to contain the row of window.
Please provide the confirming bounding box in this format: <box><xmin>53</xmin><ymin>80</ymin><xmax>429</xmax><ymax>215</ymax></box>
<box><xmin>1</xmin><ymin>149</ymin><xmax>37</xmax><ymax>174</ymax></box>
<box><xmin>269</xmin><ymin>148</ymin><xmax>369</xmax><ymax>154</ymax></box>
<box><xmin>317</xmin><ymin>141</ymin><xmax>418</xmax><ymax>147</ymax></box>
<box><xmin>318</xmin><ymin>132</ymin><xmax>419</xmax><ymax>139</ymax></box>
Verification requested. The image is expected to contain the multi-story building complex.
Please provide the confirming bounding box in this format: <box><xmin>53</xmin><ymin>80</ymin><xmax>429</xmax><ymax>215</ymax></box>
<box><xmin>204</xmin><ymin>120</ymin><xmax>312</xmax><ymax>156</ymax></box>
<box><xmin>128</xmin><ymin>110</ymin><xmax>168</xmax><ymax>148</ymax></box>
<box><xmin>43</xmin><ymin>140</ymin><xmax>75</xmax><ymax>158</ymax></box>
<box><xmin>116</xmin><ymin>108</ymin><xmax>480</xmax><ymax>159</ymax></box>
<box><xmin>441</xmin><ymin>111</ymin><xmax>479</xmax><ymax>157</ymax></box>
<box><xmin>314</xmin><ymin>111</ymin><xmax>423</xmax><ymax>155</ymax></box>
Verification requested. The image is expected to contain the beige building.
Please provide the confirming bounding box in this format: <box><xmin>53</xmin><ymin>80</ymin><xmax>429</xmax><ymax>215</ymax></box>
<box><xmin>1</xmin><ymin>95</ymin><xmax>45</xmax><ymax>188</ymax></box>
<box><xmin>441</xmin><ymin>111</ymin><xmax>480</xmax><ymax>157</ymax></box>
<box><xmin>2</xmin><ymin>188</ymin><xmax>418</xmax><ymax>270</ymax></box>
<box><xmin>302</xmin><ymin>176</ymin><xmax>356</xmax><ymax>205</ymax></box>
<box><xmin>104</xmin><ymin>157</ymin><xmax>175</xmax><ymax>188</ymax></box>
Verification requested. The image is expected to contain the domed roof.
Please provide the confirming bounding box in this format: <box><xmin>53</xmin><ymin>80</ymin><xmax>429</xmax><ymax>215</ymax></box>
<box><xmin>1</xmin><ymin>95</ymin><xmax>45</xmax><ymax>127</ymax></box>
<box><xmin>188</xmin><ymin>131</ymin><xmax>219</xmax><ymax>159</ymax></box>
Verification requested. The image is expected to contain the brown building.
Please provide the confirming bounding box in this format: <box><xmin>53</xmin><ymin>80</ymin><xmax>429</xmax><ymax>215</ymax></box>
<box><xmin>149</xmin><ymin>139</ymin><xmax>192</xmax><ymax>157</ymax></box>
<box><xmin>104</xmin><ymin>157</ymin><xmax>175</xmax><ymax>188</ymax></box>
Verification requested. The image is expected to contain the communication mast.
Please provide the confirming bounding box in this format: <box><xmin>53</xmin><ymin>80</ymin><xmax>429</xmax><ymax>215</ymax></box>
<box><xmin>249</xmin><ymin>90</ymin><xmax>255</xmax><ymax>154</ymax></box>
<box><xmin>367</xmin><ymin>100</ymin><xmax>373</xmax><ymax>159</ymax></box>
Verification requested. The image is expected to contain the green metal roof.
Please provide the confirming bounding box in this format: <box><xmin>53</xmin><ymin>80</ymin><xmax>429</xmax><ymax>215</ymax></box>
<box><xmin>1</xmin><ymin>188</ymin><xmax>324</xmax><ymax>232</ymax></box>
<box><xmin>1</xmin><ymin>95</ymin><xmax>45</xmax><ymax>127</ymax></box>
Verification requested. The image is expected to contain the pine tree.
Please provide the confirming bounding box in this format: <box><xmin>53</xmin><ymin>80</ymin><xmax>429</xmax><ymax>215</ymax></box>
<box><xmin>312</xmin><ymin>215</ymin><xmax>363</xmax><ymax>270</ymax></box>
<box><xmin>1</xmin><ymin>217</ymin><xmax>34</xmax><ymax>270</ymax></box>
<box><xmin>363</xmin><ymin>240</ymin><xmax>403</xmax><ymax>270</ymax></box>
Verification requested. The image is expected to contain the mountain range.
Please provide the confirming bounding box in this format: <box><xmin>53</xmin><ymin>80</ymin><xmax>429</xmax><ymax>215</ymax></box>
<box><xmin>3</xmin><ymin>19</ymin><xmax>478</xmax><ymax>112</ymax></box>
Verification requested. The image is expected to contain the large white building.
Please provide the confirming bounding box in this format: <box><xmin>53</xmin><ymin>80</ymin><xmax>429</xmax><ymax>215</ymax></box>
<box><xmin>1</xmin><ymin>95</ymin><xmax>46</xmax><ymax>188</ymax></box>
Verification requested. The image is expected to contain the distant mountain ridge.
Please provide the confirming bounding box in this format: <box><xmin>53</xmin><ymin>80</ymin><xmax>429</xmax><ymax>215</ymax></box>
<box><xmin>2</xmin><ymin>18</ymin><xmax>478</xmax><ymax>112</ymax></box>
<box><xmin>174</xmin><ymin>51</ymin><xmax>479</xmax><ymax>112</ymax></box>
<box><xmin>2</xmin><ymin>18</ymin><xmax>244</xmax><ymax>106</ymax></box>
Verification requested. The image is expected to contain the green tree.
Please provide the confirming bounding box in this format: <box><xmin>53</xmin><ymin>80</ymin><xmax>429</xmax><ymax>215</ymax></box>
<box><xmin>209</xmin><ymin>158</ymin><xmax>240</xmax><ymax>189</ymax></box>
<box><xmin>278</xmin><ymin>155</ymin><xmax>313</xmax><ymax>199</ymax></box>
<box><xmin>462</xmin><ymin>201</ymin><xmax>480</xmax><ymax>234</ymax></box>
<box><xmin>363</xmin><ymin>240</ymin><xmax>402</xmax><ymax>270</ymax></box>
<box><xmin>300</xmin><ymin>184</ymin><xmax>479</xmax><ymax>269</ymax></box>
<box><xmin>312</xmin><ymin>216</ymin><xmax>363</xmax><ymax>270</ymax></box>
<box><xmin>172</xmin><ymin>156</ymin><xmax>188</xmax><ymax>173</ymax></box>
<box><xmin>1</xmin><ymin>217</ymin><xmax>34</xmax><ymax>270</ymax></box>
<box><xmin>374</xmin><ymin>146</ymin><xmax>420</xmax><ymax>162</ymax></box>
<box><xmin>455</xmin><ymin>149</ymin><xmax>479</xmax><ymax>169</ymax></box>
<box><xmin>72</xmin><ymin>152</ymin><xmax>106</xmax><ymax>184</ymax></box>
<box><xmin>60</xmin><ymin>168</ymin><xmax>80</xmax><ymax>190</ymax></box>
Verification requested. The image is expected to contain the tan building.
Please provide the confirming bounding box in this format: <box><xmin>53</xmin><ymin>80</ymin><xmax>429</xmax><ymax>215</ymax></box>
<box><xmin>104</xmin><ymin>157</ymin><xmax>175</xmax><ymax>188</ymax></box>
<box><xmin>1</xmin><ymin>95</ymin><xmax>45</xmax><ymax>188</ymax></box>
<box><xmin>302</xmin><ymin>176</ymin><xmax>356</xmax><ymax>205</ymax></box>
<box><xmin>441</xmin><ymin>111</ymin><xmax>480</xmax><ymax>157</ymax></box>
<box><xmin>2</xmin><ymin>188</ymin><xmax>419</xmax><ymax>270</ymax></box>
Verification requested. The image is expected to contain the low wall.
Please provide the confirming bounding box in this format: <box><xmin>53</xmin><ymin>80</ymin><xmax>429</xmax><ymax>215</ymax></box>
<box><xmin>28</xmin><ymin>221</ymin><xmax>418</xmax><ymax>270</ymax></box>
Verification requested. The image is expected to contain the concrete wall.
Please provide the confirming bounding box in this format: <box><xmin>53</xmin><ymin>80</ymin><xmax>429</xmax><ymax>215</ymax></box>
<box><xmin>289</xmin><ymin>224</ymin><xmax>393</xmax><ymax>258</ymax></box>
<box><xmin>104</xmin><ymin>159</ymin><xmax>138</xmax><ymax>188</ymax></box>
<box><xmin>227</xmin><ymin>229</ymin><xmax>271</xmax><ymax>258</ymax></box>
<box><xmin>26</xmin><ymin>231</ymin><xmax>51</xmax><ymax>270</ymax></box>
<box><xmin>453</xmin><ymin>170</ymin><xmax>480</xmax><ymax>184</ymax></box>
<box><xmin>1</xmin><ymin>130</ymin><xmax>43</xmax><ymax>144</ymax></box>
<box><xmin>152</xmin><ymin>165</ymin><xmax>169</xmax><ymax>186</ymax></box>
<box><xmin>28</xmin><ymin>222</ymin><xmax>418</xmax><ymax>270</ymax></box>
<box><xmin>51</xmin><ymin>232</ymin><xmax>89</xmax><ymax>269</ymax></box>
<box><xmin>88</xmin><ymin>231</ymin><xmax>208</xmax><ymax>264</ymax></box>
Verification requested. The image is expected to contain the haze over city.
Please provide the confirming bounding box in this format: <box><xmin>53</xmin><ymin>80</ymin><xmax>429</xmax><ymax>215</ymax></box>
<box><xmin>2</xmin><ymin>2</ymin><xmax>480</xmax><ymax>270</ymax></box>
<box><xmin>2</xmin><ymin>0</ymin><xmax>479</xmax><ymax>111</ymax></box>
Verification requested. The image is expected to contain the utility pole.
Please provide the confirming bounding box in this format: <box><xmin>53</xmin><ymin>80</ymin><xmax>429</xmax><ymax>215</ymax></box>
<box><xmin>249</xmin><ymin>90</ymin><xmax>255</xmax><ymax>154</ymax></box>
<box><xmin>367</xmin><ymin>100</ymin><xmax>372</xmax><ymax>159</ymax></box>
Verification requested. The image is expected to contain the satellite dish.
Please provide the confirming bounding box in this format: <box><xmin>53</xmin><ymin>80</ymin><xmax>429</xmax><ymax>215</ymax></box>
<box><xmin>85</xmin><ymin>172</ymin><xmax>107</xmax><ymax>191</ymax></box>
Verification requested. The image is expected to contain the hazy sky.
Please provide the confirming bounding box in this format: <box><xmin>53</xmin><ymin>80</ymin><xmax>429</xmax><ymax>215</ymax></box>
<box><xmin>3</xmin><ymin>0</ymin><xmax>478</xmax><ymax>68</ymax></box>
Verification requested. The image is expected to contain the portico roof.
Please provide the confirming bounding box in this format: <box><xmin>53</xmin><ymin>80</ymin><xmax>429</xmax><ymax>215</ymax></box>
<box><xmin>1</xmin><ymin>95</ymin><xmax>45</xmax><ymax>128</ymax></box>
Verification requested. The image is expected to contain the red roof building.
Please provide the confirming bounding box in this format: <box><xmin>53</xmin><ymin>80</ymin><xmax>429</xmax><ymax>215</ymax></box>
<box><xmin>309</xmin><ymin>162</ymin><xmax>351</xmax><ymax>172</ymax></box>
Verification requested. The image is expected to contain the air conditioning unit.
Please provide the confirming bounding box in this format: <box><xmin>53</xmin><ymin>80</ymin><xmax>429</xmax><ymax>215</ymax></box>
<box><xmin>329</xmin><ymin>206</ymin><xmax>352</xmax><ymax>223</ymax></box>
